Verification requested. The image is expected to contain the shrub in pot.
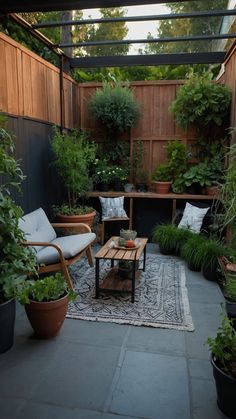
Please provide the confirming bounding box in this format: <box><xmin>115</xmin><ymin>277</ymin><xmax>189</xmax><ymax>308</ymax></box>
<box><xmin>152</xmin><ymin>224</ymin><xmax>193</xmax><ymax>256</ymax></box>
<box><xmin>200</xmin><ymin>238</ymin><xmax>228</xmax><ymax>281</ymax></box>
<box><xmin>88</xmin><ymin>82</ymin><xmax>141</xmax><ymax>135</ymax></box>
<box><xmin>152</xmin><ymin>164</ymin><xmax>172</xmax><ymax>194</ymax></box>
<box><xmin>16</xmin><ymin>273</ymin><xmax>76</xmax><ymax>339</ymax></box>
<box><xmin>207</xmin><ymin>315</ymin><xmax>236</xmax><ymax>418</ymax></box>
<box><xmin>181</xmin><ymin>234</ymin><xmax>207</xmax><ymax>271</ymax></box>
<box><xmin>0</xmin><ymin>116</ymin><xmax>37</xmax><ymax>352</ymax></box>
<box><xmin>51</xmin><ymin>127</ymin><xmax>97</xmax><ymax>226</ymax></box>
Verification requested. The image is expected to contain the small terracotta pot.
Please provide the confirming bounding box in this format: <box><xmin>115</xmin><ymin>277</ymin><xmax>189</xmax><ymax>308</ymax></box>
<box><xmin>153</xmin><ymin>181</ymin><xmax>172</xmax><ymax>194</ymax></box>
<box><xmin>206</xmin><ymin>185</ymin><xmax>220</xmax><ymax>196</ymax></box>
<box><xmin>25</xmin><ymin>295</ymin><xmax>68</xmax><ymax>339</ymax></box>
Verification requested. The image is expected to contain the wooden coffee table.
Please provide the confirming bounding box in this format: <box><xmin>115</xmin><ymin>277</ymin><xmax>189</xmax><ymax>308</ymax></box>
<box><xmin>95</xmin><ymin>236</ymin><xmax>148</xmax><ymax>303</ymax></box>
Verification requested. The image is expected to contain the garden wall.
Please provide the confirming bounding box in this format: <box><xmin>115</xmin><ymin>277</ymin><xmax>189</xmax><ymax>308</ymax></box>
<box><xmin>78</xmin><ymin>81</ymin><xmax>196</xmax><ymax>175</ymax></box>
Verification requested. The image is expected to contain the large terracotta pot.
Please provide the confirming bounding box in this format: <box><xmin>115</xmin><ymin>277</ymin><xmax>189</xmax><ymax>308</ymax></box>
<box><xmin>153</xmin><ymin>181</ymin><xmax>172</xmax><ymax>194</ymax></box>
<box><xmin>57</xmin><ymin>211</ymin><xmax>96</xmax><ymax>228</ymax></box>
<box><xmin>25</xmin><ymin>294</ymin><xmax>68</xmax><ymax>339</ymax></box>
<box><xmin>206</xmin><ymin>185</ymin><xmax>220</xmax><ymax>196</ymax></box>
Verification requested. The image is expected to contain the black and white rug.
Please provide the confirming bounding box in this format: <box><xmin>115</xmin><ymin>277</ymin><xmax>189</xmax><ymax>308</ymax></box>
<box><xmin>67</xmin><ymin>254</ymin><xmax>194</xmax><ymax>331</ymax></box>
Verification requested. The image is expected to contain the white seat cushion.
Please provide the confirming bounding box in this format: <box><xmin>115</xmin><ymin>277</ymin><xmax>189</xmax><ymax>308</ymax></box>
<box><xmin>18</xmin><ymin>208</ymin><xmax>56</xmax><ymax>252</ymax></box>
<box><xmin>36</xmin><ymin>232</ymin><xmax>96</xmax><ymax>264</ymax></box>
<box><xmin>178</xmin><ymin>202</ymin><xmax>209</xmax><ymax>233</ymax></box>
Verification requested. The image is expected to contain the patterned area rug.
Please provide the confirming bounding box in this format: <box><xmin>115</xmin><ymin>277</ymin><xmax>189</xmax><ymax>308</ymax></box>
<box><xmin>67</xmin><ymin>254</ymin><xmax>194</xmax><ymax>331</ymax></box>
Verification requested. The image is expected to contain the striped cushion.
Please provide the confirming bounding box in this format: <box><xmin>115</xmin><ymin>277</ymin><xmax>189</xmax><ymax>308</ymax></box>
<box><xmin>99</xmin><ymin>196</ymin><xmax>128</xmax><ymax>221</ymax></box>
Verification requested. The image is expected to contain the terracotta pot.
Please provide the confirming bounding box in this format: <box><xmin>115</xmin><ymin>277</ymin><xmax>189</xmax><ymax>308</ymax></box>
<box><xmin>153</xmin><ymin>181</ymin><xmax>172</xmax><ymax>194</ymax></box>
<box><xmin>206</xmin><ymin>185</ymin><xmax>220</xmax><ymax>196</ymax></box>
<box><xmin>57</xmin><ymin>211</ymin><xmax>96</xmax><ymax>228</ymax></box>
<box><xmin>25</xmin><ymin>294</ymin><xmax>68</xmax><ymax>339</ymax></box>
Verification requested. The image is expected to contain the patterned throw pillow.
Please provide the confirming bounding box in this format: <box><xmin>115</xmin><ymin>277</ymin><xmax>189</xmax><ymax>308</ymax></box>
<box><xmin>99</xmin><ymin>196</ymin><xmax>128</xmax><ymax>221</ymax></box>
<box><xmin>178</xmin><ymin>202</ymin><xmax>209</xmax><ymax>233</ymax></box>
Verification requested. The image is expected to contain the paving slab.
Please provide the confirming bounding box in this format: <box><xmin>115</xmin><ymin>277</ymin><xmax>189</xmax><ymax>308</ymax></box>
<box><xmin>110</xmin><ymin>350</ymin><xmax>190</xmax><ymax>419</ymax></box>
<box><xmin>191</xmin><ymin>378</ymin><xmax>227</xmax><ymax>419</ymax></box>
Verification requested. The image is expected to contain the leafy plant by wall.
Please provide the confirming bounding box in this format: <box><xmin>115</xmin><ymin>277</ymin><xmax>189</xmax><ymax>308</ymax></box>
<box><xmin>170</xmin><ymin>74</ymin><xmax>231</xmax><ymax>131</ymax></box>
<box><xmin>88</xmin><ymin>82</ymin><xmax>141</xmax><ymax>133</ymax></box>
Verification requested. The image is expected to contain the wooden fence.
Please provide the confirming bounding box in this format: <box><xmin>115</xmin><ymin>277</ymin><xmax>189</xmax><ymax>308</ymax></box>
<box><xmin>79</xmin><ymin>80</ymin><xmax>196</xmax><ymax>175</ymax></box>
<box><xmin>0</xmin><ymin>32</ymin><xmax>80</xmax><ymax>129</ymax></box>
<box><xmin>1</xmin><ymin>30</ymin><xmax>236</xmax><ymax>175</ymax></box>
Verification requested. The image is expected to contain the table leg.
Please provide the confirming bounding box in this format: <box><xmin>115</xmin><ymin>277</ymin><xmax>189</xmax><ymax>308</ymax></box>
<box><xmin>143</xmin><ymin>245</ymin><xmax>146</xmax><ymax>272</ymax></box>
<box><xmin>131</xmin><ymin>260</ymin><xmax>136</xmax><ymax>303</ymax></box>
<box><xmin>111</xmin><ymin>259</ymin><xmax>114</xmax><ymax>268</ymax></box>
<box><xmin>95</xmin><ymin>258</ymin><xmax>100</xmax><ymax>298</ymax></box>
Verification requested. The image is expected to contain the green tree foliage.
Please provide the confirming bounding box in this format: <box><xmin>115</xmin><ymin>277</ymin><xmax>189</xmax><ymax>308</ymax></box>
<box><xmin>84</xmin><ymin>8</ymin><xmax>129</xmax><ymax>57</ymax></box>
<box><xmin>145</xmin><ymin>0</ymin><xmax>228</xmax><ymax>54</ymax></box>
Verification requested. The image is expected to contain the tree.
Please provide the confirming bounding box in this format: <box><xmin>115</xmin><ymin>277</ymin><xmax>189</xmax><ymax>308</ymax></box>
<box><xmin>144</xmin><ymin>0</ymin><xmax>228</xmax><ymax>54</ymax></box>
<box><xmin>85</xmin><ymin>8</ymin><xmax>129</xmax><ymax>57</ymax></box>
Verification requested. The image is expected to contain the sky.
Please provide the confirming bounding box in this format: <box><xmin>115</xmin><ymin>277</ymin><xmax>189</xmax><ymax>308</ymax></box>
<box><xmin>83</xmin><ymin>4</ymin><xmax>169</xmax><ymax>53</ymax></box>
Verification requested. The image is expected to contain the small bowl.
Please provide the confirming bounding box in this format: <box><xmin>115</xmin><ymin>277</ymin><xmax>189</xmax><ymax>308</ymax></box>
<box><xmin>120</xmin><ymin>229</ymin><xmax>137</xmax><ymax>240</ymax></box>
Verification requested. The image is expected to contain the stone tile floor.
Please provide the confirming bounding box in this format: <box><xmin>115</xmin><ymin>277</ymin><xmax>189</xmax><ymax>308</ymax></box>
<box><xmin>0</xmin><ymin>244</ymin><xmax>227</xmax><ymax>419</ymax></box>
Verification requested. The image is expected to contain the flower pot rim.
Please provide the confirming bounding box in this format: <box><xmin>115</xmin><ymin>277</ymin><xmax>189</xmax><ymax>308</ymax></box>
<box><xmin>211</xmin><ymin>353</ymin><xmax>236</xmax><ymax>382</ymax></box>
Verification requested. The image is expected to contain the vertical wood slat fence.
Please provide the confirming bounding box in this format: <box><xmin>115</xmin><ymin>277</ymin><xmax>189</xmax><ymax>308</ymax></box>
<box><xmin>0</xmin><ymin>32</ymin><xmax>80</xmax><ymax>129</ymax></box>
<box><xmin>79</xmin><ymin>80</ymin><xmax>197</xmax><ymax>175</ymax></box>
<box><xmin>1</xmin><ymin>31</ymin><xmax>236</xmax><ymax>173</ymax></box>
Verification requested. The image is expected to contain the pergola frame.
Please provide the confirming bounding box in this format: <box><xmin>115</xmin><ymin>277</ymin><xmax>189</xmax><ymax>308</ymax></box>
<box><xmin>0</xmin><ymin>0</ymin><xmax>236</xmax><ymax>67</ymax></box>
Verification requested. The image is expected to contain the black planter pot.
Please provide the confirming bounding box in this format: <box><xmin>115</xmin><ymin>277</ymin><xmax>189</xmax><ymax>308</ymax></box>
<box><xmin>186</xmin><ymin>183</ymin><xmax>202</xmax><ymax>195</ymax></box>
<box><xmin>112</xmin><ymin>180</ymin><xmax>124</xmax><ymax>191</ymax></box>
<box><xmin>211</xmin><ymin>354</ymin><xmax>236</xmax><ymax>418</ymax></box>
<box><xmin>0</xmin><ymin>298</ymin><xmax>16</xmax><ymax>353</ymax></box>
<box><xmin>187</xmin><ymin>261</ymin><xmax>201</xmax><ymax>272</ymax></box>
<box><xmin>225</xmin><ymin>299</ymin><xmax>236</xmax><ymax>330</ymax></box>
<box><xmin>97</xmin><ymin>182</ymin><xmax>110</xmax><ymax>192</ymax></box>
<box><xmin>202</xmin><ymin>262</ymin><xmax>219</xmax><ymax>282</ymax></box>
<box><xmin>159</xmin><ymin>244</ymin><xmax>175</xmax><ymax>255</ymax></box>
<box><xmin>136</xmin><ymin>182</ymin><xmax>148</xmax><ymax>192</ymax></box>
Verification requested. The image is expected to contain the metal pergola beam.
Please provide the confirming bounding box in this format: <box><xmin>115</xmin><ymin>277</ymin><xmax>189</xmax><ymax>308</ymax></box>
<box><xmin>0</xmin><ymin>1</ymin><xmax>194</xmax><ymax>13</ymax></box>
<box><xmin>59</xmin><ymin>33</ymin><xmax>236</xmax><ymax>49</ymax></box>
<box><xmin>70</xmin><ymin>52</ymin><xmax>226</xmax><ymax>68</ymax></box>
<box><xmin>33</xmin><ymin>9</ymin><xmax>236</xmax><ymax>29</ymax></box>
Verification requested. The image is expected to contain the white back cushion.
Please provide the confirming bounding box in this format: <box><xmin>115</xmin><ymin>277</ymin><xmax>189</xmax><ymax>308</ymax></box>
<box><xmin>99</xmin><ymin>196</ymin><xmax>128</xmax><ymax>221</ymax></box>
<box><xmin>178</xmin><ymin>202</ymin><xmax>209</xmax><ymax>233</ymax></box>
<box><xmin>18</xmin><ymin>208</ymin><xmax>56</xmax><ymax>252</ymax></box>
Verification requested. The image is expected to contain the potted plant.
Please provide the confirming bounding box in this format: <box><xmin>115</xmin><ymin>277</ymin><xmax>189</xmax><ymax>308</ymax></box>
<box><xmin>16</xmin><ymin>273</ymin><xmax>76</xmax><ymax>339</ymax></box>
<box><xmin>152</xmin><ymin>224</ymin><xmax>193</xmax><ymax>255</ymax></box>
<box><xmin>51</xmin><ymin>127</ymin><xmax>97</xmax><ymax>226</ymax></box>
<box><xmin>135</xmin><ymin>169</ymin><xmax>149</xmax><ymax>192</ymax></box>
<box><xmin>152</xmin><ymin>164</ymin><xmax>172</xmax><ymax>194</ymax></box>
<box><xmin>166</xmin><ymin>139</ymin><xmax>188</xmax><ymax>180</ymax></box>
<box><xmin>224</xmin><ymin>276</ymin><xmax>236</xmax><ymax>328</ymax></box>
<box><xmin>170</xmin><ymin>74</ymin><xmax>231</xmax><ymax>136</ymax></box>
<box><xmin>109</xmin><ymin>166</ymin><xmax>128</xmax><ymax>191</ymax></box>
<box><xmin>200</xmin><ymin>238</ymin><xmax>228</xmax><ymax>281</ymax></box>
<box><xmin>88</xmin><ymin>81</ymin><xmax>141</xmax><ymax>136</ymax></box>
<box><xmin>0</xmin><ymin>116</ymin><xmax>37</xmax><ymax>353</ymax></box>
<box><xmin>181</xmin><ymin>234</ymin><xmax>207</xmax><ymax>271</ymax></box>
<box><xmin>207</xmin><ymin>315</ymin><xmax>236</xmax><ymax>418</ymax></box>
